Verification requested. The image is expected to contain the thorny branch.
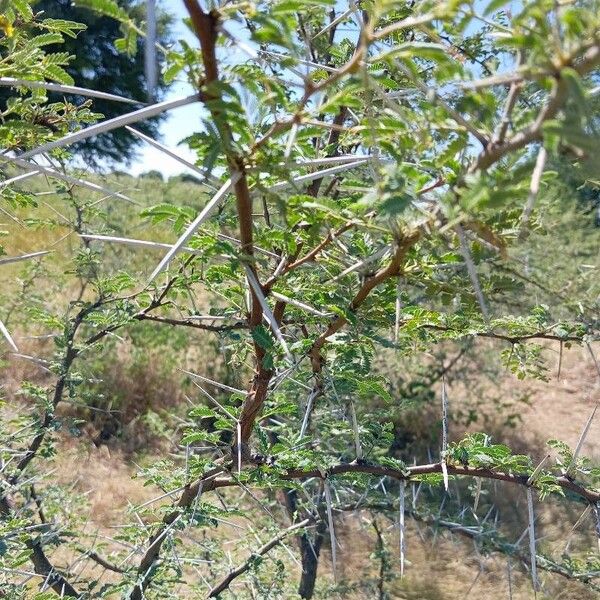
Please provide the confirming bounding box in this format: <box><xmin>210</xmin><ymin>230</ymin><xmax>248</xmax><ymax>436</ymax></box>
<box><xmin>4</xmin><ymin>4</ymin><xmax>600</xmax><ymax>599</ymax></box>
<box><xmin>183</xmin><ymin>0</ymin><xmax>270</xmax><ymax>449</ymax></box>
<box><xmin>122</xmin><ymin>452</ymin><xmax>600</xmax><ymax>598</ymax></box>
<box><xmin>207</xmin><ymin>518</ymin><xmax>312</xmax><ymax>597</ymax></box>
<box><xmin>309</xmin><ymin>231</ymin><xmax>421</xmax><ymax>373</ymax></box>
<box><xmin>110</xmin><ymin>14</ymin><xmax>600</xmax><ymax>599</ymax></box>
<box><xmin>471</xmin><ymin>43</ymin><xmax>600</xmax><ymax>172</ymax></box>
<box><xmin>338</xmin><ymin>504</ymin><xmax>600</xmax><ymax>592</ymax></box>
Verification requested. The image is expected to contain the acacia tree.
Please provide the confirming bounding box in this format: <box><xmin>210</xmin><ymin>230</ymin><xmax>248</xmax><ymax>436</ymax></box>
<box><xmin>1</xmin><ymin>0</ymin><xmax>600</xmax><ymax>598</ymax></box>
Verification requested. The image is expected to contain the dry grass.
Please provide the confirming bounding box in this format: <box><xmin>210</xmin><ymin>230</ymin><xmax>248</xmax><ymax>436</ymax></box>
<box><xmin>324</xmin><ymin>506</ymin><xmax>598</xmax><ymax>600</ymax></box>
<box><xmin>513</xmin><ymin>343</ymin><xmax>600</xmax><ymax>457</ymax></box>
<box><xmin>2</xmin><ymin>341</ymin><xmax>599</xmax><ymax>598</ymax></box>
<box><xmin>54</xmin><ymin>442</ymin><xmax>152</xmax><ymax>526</ymax></box>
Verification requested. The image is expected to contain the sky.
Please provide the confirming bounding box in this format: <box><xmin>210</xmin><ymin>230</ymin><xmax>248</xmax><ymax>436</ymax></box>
<box><xmin>126</xmin><ymin>0</ymin><xmax>512</xmax><ymax>178</ymax></box>
<box><xmin>127</xmin><ymin>2</ymin><xmax>204</xmax><ymax>177</ymax></box>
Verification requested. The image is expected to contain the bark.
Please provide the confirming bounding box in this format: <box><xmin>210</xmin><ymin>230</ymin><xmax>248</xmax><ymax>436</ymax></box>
<box><xmin>298</xmin><ymin>520</ymin><xmax>327</xmax><ymax>599</ymax></box>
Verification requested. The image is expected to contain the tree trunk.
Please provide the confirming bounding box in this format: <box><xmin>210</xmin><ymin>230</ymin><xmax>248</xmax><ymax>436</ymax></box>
<box><xmin>281</xmin><ymin>488</ymin><xmax>327</xmax><ymax>599</ymax></box>
<box><xmin>298</xmin><ymin>521</ymin><xmax>326</xmax><ymax>598</ymax></box>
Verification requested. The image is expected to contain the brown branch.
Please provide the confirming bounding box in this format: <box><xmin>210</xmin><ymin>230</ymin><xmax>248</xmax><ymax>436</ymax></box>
<box><xmin>6</xmin><ymin>294</ymin><xmax>102</xmax><ymax>484</ymax></box>
<box><xmin>0</xmin><ymin>317</ymin><xmax>88</xmax><ymax>599</ymax></box>
<box><xmin>8</xmin><ymin>357</ymin><xmax>74</xmax><ymax>482</ymax></box>
<box><xmin>207</xmin><ymin>518</ymin><xmax>311</xmax><ymax>597</ymax></box>
<box><xmin>26</xmin><ymin>538</ymin><xmax>80</xmax><ymax>597</ymax></box>
<box><xmin>183</xmin><ymin>1</ymin><xmax>256</xmax><ymax>265</ymax></box>
<box><xmin>416</xmin><ymin>324</ymin><xmax>585</xmax><ymax>344</ymax></box>
<box><xmin>206</xmin><ymin>458</ymin><xmax>600</xmax><ymax>503</ymax></box>
<box><xmin>30</xmin><ymin>484</ymin><xmax>46</xmax><ymax>524</ymax></box>
<box><xmin>85</xmin><ymin>550</ymin><xmax>127</xmax><ymax>574</ymax></box>
<box><xmin>472</xmin><ymin>43</ymin><xmax>600</xmax><ymax>172</ymax></box>
<box><xmin>310</xmin><ymin>231</ymin><xmax>420</xmax><ymax>371</ymax></box>
<box><xmin>205</xmin><ymin>15</ymin><xmax>368</xmax><ymax>450</ymax></box>
<box><xmin>306</xmin><ymin>106</ymin><xmax>349</xmax><ymax>196</ymax></box>
<box><xmin>17</xmin><ymin>449</ymin><xmax>596</xmax><ymax>600</ymax></box>
<box><xmin>238</xmin><ymin>366</ymin><xmax>273</xmax><ymax>444</ymax></box>
<box><xmin>371</xmin><ymin>518</ymin><xmax>387</xmax><ymax>600</ymax></box>
<box><xmin>128</xmin><ymin>465</ymin><xmax>228</xmax><ymax>600</ymax></box>
<box><xmin>183</xmin><ymin>0</ymin><xmax>269</xmax><ymax>450</ymax></box>
<box><xmin>0</xmin><ymin>492</ymin><xmax>79</xmax><ymax>597</ymax></box>
<box><xmin>251</xmin><ymin>25</ymin><xmax>365</xmax><ymax>153</ymax></box>
<box><xmin>125</xmin><ymin>452</ymin><xmax>600</xmax><ymax>600</ymax></box>
<box><xmin>282</xmin><ymin>461</ymin><xmax>600</xmax><ymax>503</ymax></box>
<box><xmin>265</xmin><ymin>222</ymin><xmax>354</xmax><ymax>287</ymax></box>
<box><xmin>493</xmin><ymin>52</ymin><xmax>524</xmax><ymax>145</ymax></box>
<box><xmin>137</xmin><ymin>314</ymin><xmax>247</xmax><ymax>332</ymax></box>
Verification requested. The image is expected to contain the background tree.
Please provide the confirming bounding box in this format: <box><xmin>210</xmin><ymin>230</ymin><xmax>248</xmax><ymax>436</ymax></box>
<box><xmin>0</xmin><ymin>0</ymin><xmax>173</xmax><ymax>166</ymax></box>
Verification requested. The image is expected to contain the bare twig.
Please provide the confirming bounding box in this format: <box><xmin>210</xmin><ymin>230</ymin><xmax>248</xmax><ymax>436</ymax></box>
<box><xmin>565</xmin><ymin>404</ymin><xmax>598</xmax><ymax>476</ymax></box>
<box><xmin>455</xmin><ymin>224</ymin><xmax>490</xmax><ymax>321</ymax></box>
<box><xmin>324</xmin><ymin>479</ymin><xmax>338</xmax><ymax>582</ymax></box>
<box><xmin>0</xmin><ymin>250</ymin><xmax>51</xmax><ymax>266</ymax></box>
<box><xmin>399</xmin><ymin>480</ymin><xmax>406</xmax><ymax>577</ymax></box>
